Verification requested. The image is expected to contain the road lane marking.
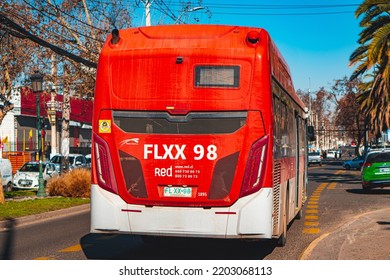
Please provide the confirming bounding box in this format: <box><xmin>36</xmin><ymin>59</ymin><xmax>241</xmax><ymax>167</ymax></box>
<box><xmin>59</xmin><ymin>244</ymin><xmax>82</xmax><ymax>253</ymax></box>
<box><xmin>303</xmin><ymin>182</ymin><xmax>328</xmax><ymax>234</ymax></box>
<box><xmin>304</xmin><ymin>221</ymin><xmax>319</xmax><ymax>226</ymax></box>
<box><xmin>328</xmin><ymin>182</ymin><xmax>337</xmax><ymax>190</ymax></box>
<box><xmin>303</xmin><ymin>228</ymin><xmax>320</xmax><ymax>234</ymax></box>
<box><xmin>305</xmin><ymin>215</ymin><xmax>319</xmax><ymax>220</ymax></box>
<box><xmin>34</xmin><ymin>256</ymin><xmax>56</xmax><ymax>260</ymax></box>
<box><xmin>306</xmin><ymin>204</ymin><xmax>318</xmax><ymax>209</ymax></box>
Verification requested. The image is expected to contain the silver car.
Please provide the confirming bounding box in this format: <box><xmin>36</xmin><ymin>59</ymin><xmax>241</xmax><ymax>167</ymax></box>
<box><xmin>50</xmin><ymin>153</ymin><xmax>88</xmax><ymax>173</ymax></box>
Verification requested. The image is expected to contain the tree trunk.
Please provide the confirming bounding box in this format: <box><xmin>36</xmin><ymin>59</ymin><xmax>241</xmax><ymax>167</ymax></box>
<box><xmin>0</xmin><ymin>175</ymin><xmax>4</xmax><ymax>204</ymax></box>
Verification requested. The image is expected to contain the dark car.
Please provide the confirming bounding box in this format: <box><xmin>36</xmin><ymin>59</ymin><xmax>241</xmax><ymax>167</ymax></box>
<box><xmin>361</xmin><ymin>150</ymin><xmax>390</xmax><ymax>190</ymax></box>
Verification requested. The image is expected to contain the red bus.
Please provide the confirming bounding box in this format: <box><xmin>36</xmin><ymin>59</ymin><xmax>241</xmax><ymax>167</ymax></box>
<box><xmin>91</xmin><ymin>25</ymin><xmax>308</xmax><ymax>246</ymax></box>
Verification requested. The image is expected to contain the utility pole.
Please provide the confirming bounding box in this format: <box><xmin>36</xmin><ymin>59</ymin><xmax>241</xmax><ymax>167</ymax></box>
<box><xmin>315</xmin><ymin>114</ymin><xmax>319</xmax><ymax>152</ymax></box>
<box><xmin>50</xmin><ymin>54</ymin><xmax>58</xmax><ymax>157</ymax></box>
<box><xmin>61</xmin><ymin>65</ymin><xmax>70</xmax><ymax>172</ymax></box>
<box><xmin>145</xmin><ymin>0</ymin><xmax>151</xmax><ymax>26</ymax></box>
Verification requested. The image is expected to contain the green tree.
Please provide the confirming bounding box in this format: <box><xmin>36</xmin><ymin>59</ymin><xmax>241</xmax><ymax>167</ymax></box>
<box><xmin>349</xmin><ymin>0</ymin><xmax>390</xmax><ymax>134</ymax></box>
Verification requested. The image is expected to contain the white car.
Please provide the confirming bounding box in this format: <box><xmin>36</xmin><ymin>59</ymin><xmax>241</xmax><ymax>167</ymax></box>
<box><xmin>327</xmin><ymin>150</ymin><xmax>337</xmax><ymax>159</ymax></box>
<box><xmin>13</xmin><ymin>162</ymin><xmax>58</xmax><ymax>190</ymax></box>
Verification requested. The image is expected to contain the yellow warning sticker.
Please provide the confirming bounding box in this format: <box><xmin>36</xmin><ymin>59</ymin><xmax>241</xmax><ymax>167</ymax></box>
<box><xmin>99</xmin><ymin>120</ymin><xmax>111</xmax><ymax>133</ymax></box>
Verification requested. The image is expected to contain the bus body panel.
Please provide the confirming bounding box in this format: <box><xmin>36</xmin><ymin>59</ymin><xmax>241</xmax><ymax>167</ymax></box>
<box><xmin>91</xmin><ymin>24</ymin><xmax>308</xmax><ymax>241</ymax></box>
<box><xmin>91</xmin><ymin>184</ymin><xmax>273</xmax><ymax>238</ymax></box>
<box><xmin>90</xmin><ymin>183</ymin><xmax>130</xmax><ymax>232</ymax></box>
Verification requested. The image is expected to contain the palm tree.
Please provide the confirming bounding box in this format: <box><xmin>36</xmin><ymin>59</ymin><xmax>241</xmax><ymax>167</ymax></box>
<box><xmin>349</xmin><ymin>0</ymin><xmax>390</xmax><ymax>134</ymax></box>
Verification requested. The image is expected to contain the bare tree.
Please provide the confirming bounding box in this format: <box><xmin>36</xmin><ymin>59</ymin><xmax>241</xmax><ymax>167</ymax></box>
<box><xmin>331</xmin><ymin>77</ymin><xmax>367</xmax><ymax>155</ymax></box>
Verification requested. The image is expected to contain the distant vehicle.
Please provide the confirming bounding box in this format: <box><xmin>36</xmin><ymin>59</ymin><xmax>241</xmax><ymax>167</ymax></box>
<box><xmin>308</xmin><ymin>152</ymin><xmax>322</xmax><ymax>166</ymax></box>
<box><xmin>342</xmin><ymin>156</ymin><xmax>364</xmax><ymax>170</ymax></box>
<box><xmin>13</xmin><ymin>162</ymin><xmax>58</xmax><ymax>190</ymax></box>
<box><xmin>85</xmin><ymin>154</ymin><xmax>91</xmax><ymax>168</ymax></box>
<box><xmin>326</xmin><ymin>150</ymin><xmax>337</xmax><ymax>160</ymax></box>
<box><xmin>0</xmin><ymin>158</ymin><xmax>13</xmax><ymax>192</ymax></box>
<box><xmin>361</xmin><ymin>150</ymin><xmax>390</xmax><ymax>191</ymax></box>
<box><xmin>50</xmin><ymin>153</ymin><xmax>88</xmax><ymax>172</ymax></box>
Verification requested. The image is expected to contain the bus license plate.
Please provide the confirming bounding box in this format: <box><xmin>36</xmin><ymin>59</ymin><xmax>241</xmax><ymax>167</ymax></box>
<box><xmin>380</xmin><ymin>167</ymin><xmax>390</xmax><ymax>173</ymax></box>
<box><xmin>163</xmin><ymin>186</ymin><xmax>192</xmax><ymax>197</ymax></box>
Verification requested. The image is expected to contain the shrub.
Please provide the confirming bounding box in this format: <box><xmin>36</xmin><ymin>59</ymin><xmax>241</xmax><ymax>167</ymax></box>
<box><xmin>47</xmin><ymin>168</ymin><xmax>91</xmax><ymax>198</ymax></box>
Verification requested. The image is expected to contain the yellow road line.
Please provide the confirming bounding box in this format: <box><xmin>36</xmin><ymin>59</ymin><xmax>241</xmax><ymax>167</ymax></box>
<box><xmin>305</xmin><ymin>215</ymin><xmax>319</xmax><ymax>220</ymax></box>
<box><xmin>34</xmin><ymin>256</ymin><xmax>56</xmax><ymax>260</ymax></box>
<box><xmin>306</xmin><ymin>204</ymin><xmax>318</xmax><ymax>209</ymax></box>
<box><xmin>303</xmin><ymin>228</ymin><xmax>320</xmax><ymax>234</ymax></box>
<box><xmin>304</xmin><ymin>221</ymin><xmax>319</xmax><ymax>226</ymax></box>
<box><xmin>328</xmin><ymin>182</ymin><xmax>337</xmax><ymax>190</ymax></box>
<box><xmin>59</xmin><ymin>244</ymin><xmax>82</xmax><ymax>253</ymax></box>
<box><xmin>302</xmin><ymin>178</ymin><xmax>339</xmax><ymax>236</ymax></box>
<box><xmin>302</xmin><ymin>182</ymin><xmax>328</xmax><ymax>235</ymax></box>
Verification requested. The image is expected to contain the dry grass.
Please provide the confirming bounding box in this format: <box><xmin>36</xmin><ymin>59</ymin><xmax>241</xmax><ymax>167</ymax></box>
<box><xmin>47</xmin><ymin>168</ymin><xmax>91</xmax><ymax>198</ymax></box>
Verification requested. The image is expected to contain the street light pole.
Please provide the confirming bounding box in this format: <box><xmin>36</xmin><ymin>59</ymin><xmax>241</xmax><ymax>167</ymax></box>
<box><xmin>31</xmin><ymin>70</ymin><xmax>46</xmax><ymax>197</ymax></box>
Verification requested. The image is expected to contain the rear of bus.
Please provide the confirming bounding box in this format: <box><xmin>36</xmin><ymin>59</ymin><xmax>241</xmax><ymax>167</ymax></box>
<box><xmin>91</xmin><ymin>25</ymin><xmax>277</xmax><ymax>239</ymax></box>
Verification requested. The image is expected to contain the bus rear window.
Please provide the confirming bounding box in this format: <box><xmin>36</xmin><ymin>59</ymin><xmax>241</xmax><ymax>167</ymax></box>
<box><xmin>195</xmin><ymin>66</ymin><xmax>240</xmax><ymax>88</ymax></box>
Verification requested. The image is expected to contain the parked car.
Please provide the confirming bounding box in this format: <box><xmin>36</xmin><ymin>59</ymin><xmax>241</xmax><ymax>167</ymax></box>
<box><xmin>361</xmin><ymin>150</ymin><xmax>390</xmax><ymax>190</ymax></box>
<box><xmin>0</xmin><ymin>158</ymin><xmax>13</xmax><ymax>192</ymax></box>
<box><xmin>326</xmin><ymin>150</ymin><xmax>337</xmax><ymax>160</ymax></box>
<box><xmin>50</xmin><ymin>153</ymin><xmax>88</xmax><ymax>172</ymax></box>
<box><xmin>342</xmin><ymin>156</ymin><xmax>364</xmax><ymax>170</ymax></box>
<box><xmin>13</xmin><ymin>161</ymin><xmax>58</xmax><ymax>190</ymax></box>
<box><xmin>85</xmin><ymin>154</ymin><xmax>91</xmax><ymax>168</ymax></box>
<box><xmin>308</xmin><ymin>152</ymin><xmax>322</xmax><ymax>166</ymax></box>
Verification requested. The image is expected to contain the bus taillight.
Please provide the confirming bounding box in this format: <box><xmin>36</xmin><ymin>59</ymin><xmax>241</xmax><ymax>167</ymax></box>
<box><xmin>93</xmin><ymin>134</ymin><xmax>118</xmax><ymax>194</ymax></box>
<box><xmin>240</xmin><ymin>136</ymin><xmax>268</xmax><ymax>197</ymax></box>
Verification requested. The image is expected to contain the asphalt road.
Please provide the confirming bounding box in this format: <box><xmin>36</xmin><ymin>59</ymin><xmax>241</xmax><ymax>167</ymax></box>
<box><xmin>1</xmin><ymin>160</ymin><xmax>389</xmax><ymax>260</ymax></box>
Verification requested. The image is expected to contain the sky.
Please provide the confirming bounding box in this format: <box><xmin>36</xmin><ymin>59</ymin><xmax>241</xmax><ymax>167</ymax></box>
<box><xmin>138</xmin><ymin>0</ymin><xmax>364</xmax><ymax>93</ymax></box>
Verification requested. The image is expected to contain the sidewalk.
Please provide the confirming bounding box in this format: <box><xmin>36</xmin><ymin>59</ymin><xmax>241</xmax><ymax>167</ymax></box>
<box><xmin>300</xmin><ymin>207</ymin><xmax>390</xmax><ymax>260</ymax></box>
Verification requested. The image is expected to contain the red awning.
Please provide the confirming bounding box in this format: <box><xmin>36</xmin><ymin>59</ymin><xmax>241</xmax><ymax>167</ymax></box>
<box><xmin>20</xmin><ymin>87</ymin><xmax>93</xmax><ymax>124</ymax></box>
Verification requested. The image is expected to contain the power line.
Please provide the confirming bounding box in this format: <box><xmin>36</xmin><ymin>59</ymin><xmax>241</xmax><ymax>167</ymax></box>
<box><xmin>211</xmin><ymin>10</ymin><xmax>355</xmax><ymax>16</ymax></box>
<box><xmin>4</xmin><ymin>9</ymin><xmax>100</xmax><ymax>56</ymax></box>
<box><xmin>0</xmin><ymin>11</ymin><xmax>97</xmax><ymax>69</ymax></box>
<box><xmin>21</xmin><ymin>0</ymin><xmax>105</xmax><ymax>43</ymax></box>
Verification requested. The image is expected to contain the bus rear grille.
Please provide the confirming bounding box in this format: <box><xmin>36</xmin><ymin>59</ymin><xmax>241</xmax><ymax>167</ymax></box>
<box><xmin>272</xmin><ymin>162</ymin><xmax>281</xmax><ymax>232</ymax></box>
<box><xmin>208</xmin><ymin>152</ymin><xmax>240</xmax><ymax>199</ymax></box>
<box><xmin>113</xmin><ymin>111</ymin><xmax>247</xmax><ymax>134</ymax></box>
<box><xmin>119</xmin><ymin>150</ymin><xmax>148</xmax><ymax>198</ymax></box>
